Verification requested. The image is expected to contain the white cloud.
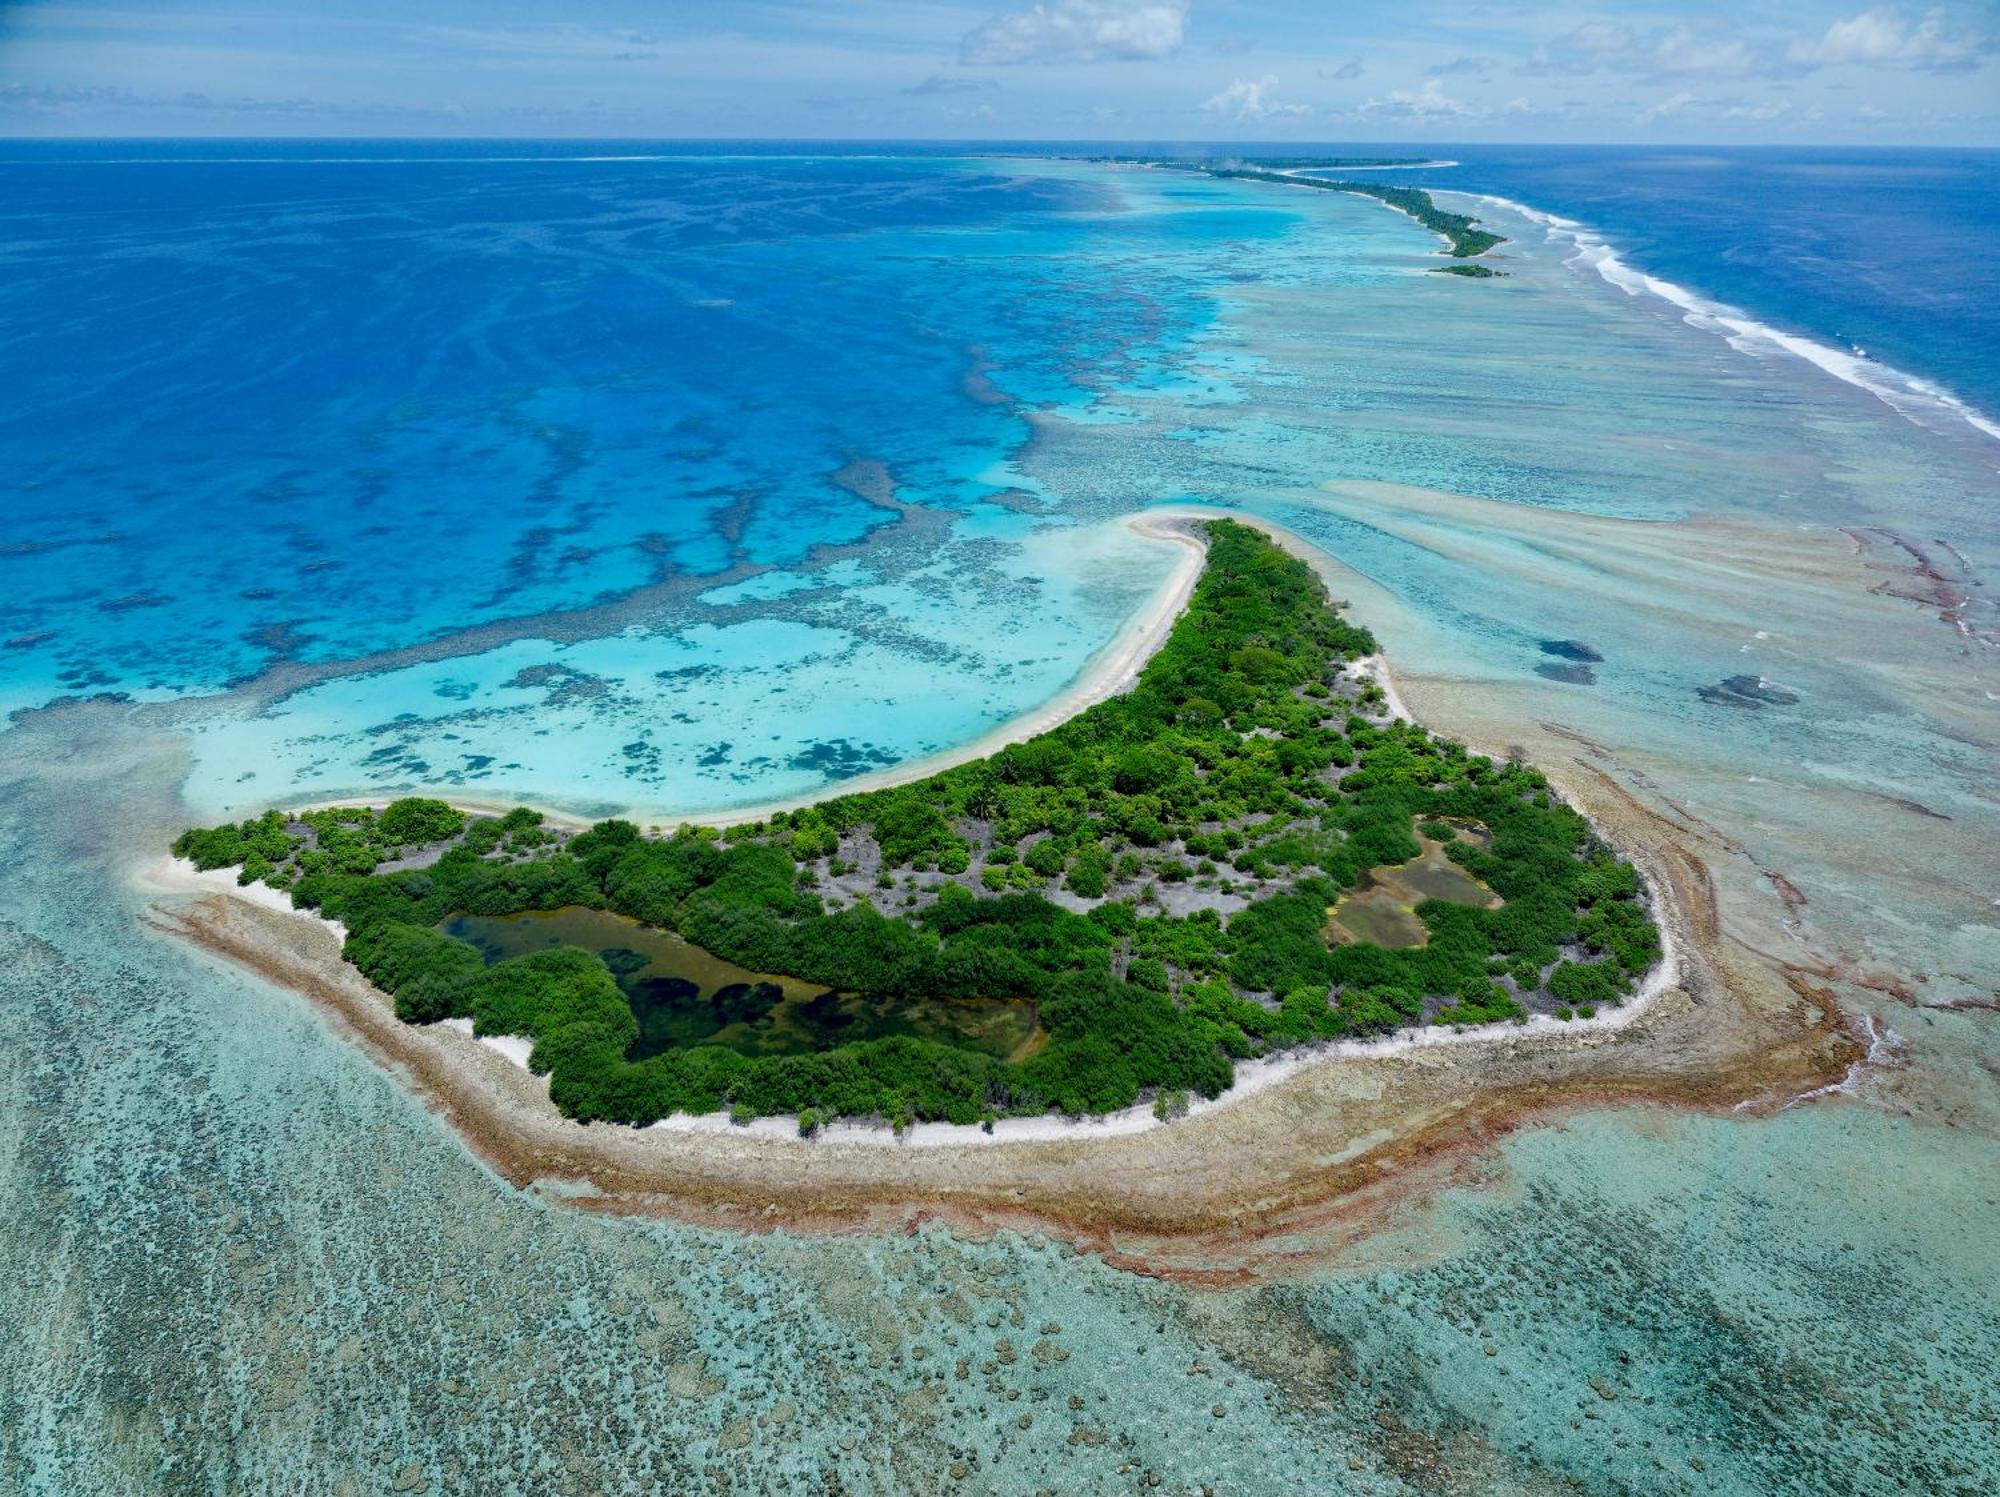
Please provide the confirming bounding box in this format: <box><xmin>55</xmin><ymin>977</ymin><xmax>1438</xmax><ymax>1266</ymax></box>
<box><xmin>1635</xmin><ymin>90</ymin><xmax>1698</xmax><ymax>125</ymax></box>
<box><xmin>1651</xmin><ymin>26</ymin><xmax>1757</xmax><ymax>77</ymax></box>
<box><xmin>1632</xmin><ymin>92</ymin><xmax>1796</xmax><ymax>126</ymax></box>
<box><xmin>1200</xmin><ymin>75</ymin><xmax>1308</xmax><ymax>120</ymax></box>
<box><xmin>1721</xmin><ymin>98</ymin><xmax>1793</xmax><ymax>121</ymax></box>
<box><xmin>1524</xmin><ymin>21</ymin><xmax>1759</xmax><ymax>80</ymax></box>
<box><xmin>961</xmin><ymin>1</ymin><xmax>1189</xmax><ymax>66</ymax></box>
<box><xmin>1360</xmin><ymin>78</ymin><xmax>1476</xmax><ymax>118</ymax></box>
<box><xmin>1427</xmin><ymin>55</ymin><xmax>1494</xmax><ymax>79</ymax></box>
<box><xmin>1787</xmin><ymin>7</ymin><xmax>1990</xmax><ymax>71</ymax></box>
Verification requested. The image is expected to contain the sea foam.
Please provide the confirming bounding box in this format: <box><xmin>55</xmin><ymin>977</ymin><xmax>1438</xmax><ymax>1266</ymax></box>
<box><xmin>1471</xmin><ymin>193</ymin><xmax>2000</xmax><ymax>448</ymax></box>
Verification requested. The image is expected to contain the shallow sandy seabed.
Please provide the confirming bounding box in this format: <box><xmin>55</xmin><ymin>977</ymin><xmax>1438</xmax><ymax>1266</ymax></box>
<box><xmin>134</xmin><ymin>511</ymin><xmax>1872</xmax><ymax>1283</ymax></box>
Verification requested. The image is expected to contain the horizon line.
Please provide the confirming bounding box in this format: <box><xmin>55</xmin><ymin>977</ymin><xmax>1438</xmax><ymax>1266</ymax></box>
<box><xmin>3</xmin><ymin>134</ymin><xmax>1997</xmax><ymax>151</ymax></box>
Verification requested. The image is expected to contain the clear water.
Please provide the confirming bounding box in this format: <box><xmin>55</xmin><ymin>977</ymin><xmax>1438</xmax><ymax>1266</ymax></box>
<box><xmin>1</xmin><ymin>143</ymin><xmax>1995</xmax><ymax>1493</ymax></box>
<box><xmin>1364</xmin><ymin>145</ymin><xmax>2000</xmax><ymax>423</ymax></box>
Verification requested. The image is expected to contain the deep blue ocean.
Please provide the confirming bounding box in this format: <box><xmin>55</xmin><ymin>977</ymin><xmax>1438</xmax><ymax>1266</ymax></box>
<box><xmin>4</xmin><ymin>138</ymin><xmax>1993</xmax><ymax>719</ymax></box>
<box><xmin>1374</xmin><ymin>144</ymin><xmax>2000</xmax><ymax>422</ymax></box>
<box><xmin>7</xmin><ymin>138</ymin><xmax>1994</xmax><ymax>428</ymax></box>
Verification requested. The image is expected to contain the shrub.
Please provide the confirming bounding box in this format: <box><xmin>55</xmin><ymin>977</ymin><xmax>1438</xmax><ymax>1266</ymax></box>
<box><xmin>374</xmin><ymin>797</ymin><xmax>466</xmax><ymax>847</ymax></box>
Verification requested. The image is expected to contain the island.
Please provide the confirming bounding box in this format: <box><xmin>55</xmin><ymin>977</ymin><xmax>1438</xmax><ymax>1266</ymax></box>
<box><xmin>170</xmin><ymin>521</ymin><xmax>1659</xmax><ymax>1134</ymax></box>
<box><xmin>1096</xmin><ymin>157</ymin><xmax>1507</xmax><ymax>262</ymax></box>
<box><xmin>1207</xmin><ymin>174</ymin><xmax>1507</xmax><ymax>258</ymax></box>
<box><xmin>1088</xmin><ymin>154</ymin><xmax>1435</xmax><ymax>170</ymax></box>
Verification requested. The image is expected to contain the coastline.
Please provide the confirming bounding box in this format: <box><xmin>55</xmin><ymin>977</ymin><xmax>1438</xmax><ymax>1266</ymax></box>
<box><xmin>133</xmin><ymin>510</ymin><xmax>1857</xmax><ymax>1269</ymax></box>
<box><xmin>137</xmin><ymin>834</ymin><xmax>1683</xmax><ymax>1153</ymax></box>
<box><xmin>135</xmin><ymin>505</ymin><xmax>1681</xmax><ymax>1150</ymax></box>
<box><xmin>140</xmin><ymin>831</ymin><xmax>1850</xmax><ymax>1277</ymax></box>
<box><xmin>1460</xmin><ymin>190</ymin><xmax>2000</xmax><ymax>446</ymax></box>
<box><xmin>286</xmin><ymin>511</ymin><xmax>1206</xmax><ymax>833</ymax></box>
<box><xmin>1205</xmin><ymin>170</ymin><xmax>1502</xmax><ymax>259</ymax></box>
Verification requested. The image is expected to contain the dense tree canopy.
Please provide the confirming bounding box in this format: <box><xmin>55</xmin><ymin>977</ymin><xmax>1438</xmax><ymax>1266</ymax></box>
<box><xmin>174</xmin><ymin>521</ymin><xmax>1657</xmax><ymax>1128</ymax></box>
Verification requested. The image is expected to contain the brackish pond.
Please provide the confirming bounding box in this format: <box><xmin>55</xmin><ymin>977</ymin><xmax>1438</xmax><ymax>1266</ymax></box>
<box><xmin>443</xmin><ymin>907</ymin><xmax>1044</xmax><ymax>1062</ymax></box>
<box><xmin>1326</xmin><ymin>835</ymin><xmax>1501</xmax><ymax>949</ymax></box>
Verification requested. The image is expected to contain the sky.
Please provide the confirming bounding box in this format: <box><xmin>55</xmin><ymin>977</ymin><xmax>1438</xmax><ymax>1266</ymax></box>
<box><xmin>0</xmin><ymin>1</ymin><xmax>1994</xmax><ymax>143</ymax></box>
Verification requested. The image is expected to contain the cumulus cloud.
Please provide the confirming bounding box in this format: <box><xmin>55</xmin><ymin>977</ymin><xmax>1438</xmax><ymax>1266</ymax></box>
<box><xmin>1651</xmin><ymin>26</ymin><xmax>1757</xmax><ymax>76</ymax></box>
<box><xmin>1200</xmin><ymin>75</ymin><xmax>1309</xmax><ymax>120</ymax></box>
<box><xmin>1360</xmin><ymin>78</ymin><xmax>1476</xmax><ymax>118</ymax></box>
<box><xmin>0</xmin><ymin>81</ymin><xmax>468</xmax><ymax>120</ymax></box>
<box><xmin>961</xmin><ymin>1</ymin><xmax>1189</xmax><ymax>66</ymax></box>
<box><xmin>1523</xmin><ymin>21</ymin><xmax>1759</xmax><ymax>79</ymax></box>
<box><xmin>1787</xmin><ymin>7</ymin><xmax>1990</xmax><ymax>71</ymax></box>
<box><xmin>1722</xmin><ymin>98</ymin><xmax>1794</xmax><ymax>120</ymax></box>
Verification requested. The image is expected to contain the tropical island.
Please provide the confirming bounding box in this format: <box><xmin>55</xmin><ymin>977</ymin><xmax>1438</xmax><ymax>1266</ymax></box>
<box><xmin>1100</xmin><ymin>157</ymin><xmax>1507</xmax><ymax>261</ymax></box>
<box><xmin>170</xmin><ymin>522</ymin><xmax>1658</xmax><ymax>1134</ymax></box>
<box><xmin>1089</xmin><ymin>154</ymin><xmax>1433</xmax><ymax>170</ymax></box>
<box><xmin>1206</xmin><ymin>172</ymin><xmax>1507</xmax><ymax>258</ymax></box>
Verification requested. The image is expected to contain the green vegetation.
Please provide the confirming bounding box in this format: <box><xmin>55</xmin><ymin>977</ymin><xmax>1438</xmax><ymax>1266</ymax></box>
<box><xmin>1091</xmin><ymin>155</ymin><xmax>1429</xmax><ymax>171</ymax></box>
<box><xmin>1429</xmin><ymin>264</ymin><xmax>1505</xmax><ymax>279</ymax></box>
<box><xmin>1185</xmin><ymin>167</ymin><xmax>1505</xmax><ymax>259</ymax></box>
<box><xmin>173</xmin><ymin>522</ymin><xmax>1656</xmax><ymax>1129</ymax></box>
<box><xmin>172</xmin><ymin>797</ymin><xmax>465</xmax><ymax>890</ymax></box>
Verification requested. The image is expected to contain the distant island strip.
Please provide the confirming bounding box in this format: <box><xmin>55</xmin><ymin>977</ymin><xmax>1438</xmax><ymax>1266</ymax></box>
<box><xmin>170</xmin><ymin>522</ymin><xmax>1656</xmax><ymax>1134</ymax></box>
<box><xmin>1091</xmin><ymin>157</ymin><xmax>1508</xmax><ymax>268</ymax></box>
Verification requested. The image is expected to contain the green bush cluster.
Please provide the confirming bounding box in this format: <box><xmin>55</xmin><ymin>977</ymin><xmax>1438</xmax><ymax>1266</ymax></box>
<box><xmin>176</xmin><ymin>522</ymin><xmax>1657</xmax><ymax>1127</ymax></box>
<box><xmin>172</xmin><ymin>796</ymin><xmax>465</xmax><ymax>889</ymax></box>
<box><xmin>1203</xmin><ymin>169</ymin><xmax>1506</xmax><ymax>258</ymax></box>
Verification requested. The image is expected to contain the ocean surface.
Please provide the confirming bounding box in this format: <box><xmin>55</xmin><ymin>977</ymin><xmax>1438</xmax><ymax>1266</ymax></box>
<box><xmin>1</xmin><ymin>141</ymin><xmax>1995</xmax><ymax>1493</ymax></box>
<box><xmin>1311</xmin><ymin>144</ymin><xmax>2000</xmax><ymax>429</ymax></box>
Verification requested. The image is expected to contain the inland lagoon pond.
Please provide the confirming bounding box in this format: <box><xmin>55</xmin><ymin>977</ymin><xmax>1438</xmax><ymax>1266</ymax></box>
<box><xmin>443</xmin><ymin>907</ymin><xmax>1045</xmax><ymax>1063</ymax></box>
<box><xmin>1325</xmin><ymin>833</ymin><xmax>1501</xmax><ymax>949</ymax></box>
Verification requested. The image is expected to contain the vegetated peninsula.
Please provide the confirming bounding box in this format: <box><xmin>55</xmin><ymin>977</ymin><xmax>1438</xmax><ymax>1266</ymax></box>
<box><xmin>1091</xmin><ymin>154</ymin><xmax>1432</xmax><ymax>171</ymax></box>
<box><xmin>171</xmin><ymin>523</ymin><xmax>1657</xmax><ymax>1133</ymax></box>
<box><xmin>1214</xmin><ymin>173</ymin><xmax>1505</xmax><ymax>258</ymax></box>
<box><xmin>1126</xmin><ymin>158</ymin><xmax>1507</xmax><ymax>261</ymax></box>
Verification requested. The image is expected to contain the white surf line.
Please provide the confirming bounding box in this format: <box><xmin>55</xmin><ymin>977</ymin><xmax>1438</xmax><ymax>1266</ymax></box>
<box><xmin>1731</xmin><ymin>1011</ymin><xmax>1907</xmax><ymax>1114</ymax></box>
<box><xmin>1464</xmin><ymin>192</ymin><xmax>2000</xmax><ymax>449</ymax></box>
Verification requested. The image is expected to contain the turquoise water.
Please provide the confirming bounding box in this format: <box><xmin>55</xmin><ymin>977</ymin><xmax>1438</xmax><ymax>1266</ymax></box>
<box><xmin>1</xmin><ymin>148</ymin><xmax>1996</xmax><ymax>1492</ymax></box>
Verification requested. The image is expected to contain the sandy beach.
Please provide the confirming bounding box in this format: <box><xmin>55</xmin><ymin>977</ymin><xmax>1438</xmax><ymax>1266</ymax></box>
<box><xmin>289</xmin><ymin>511</ymin><xmax>1206</xmax><ymax>833</ymax></box>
